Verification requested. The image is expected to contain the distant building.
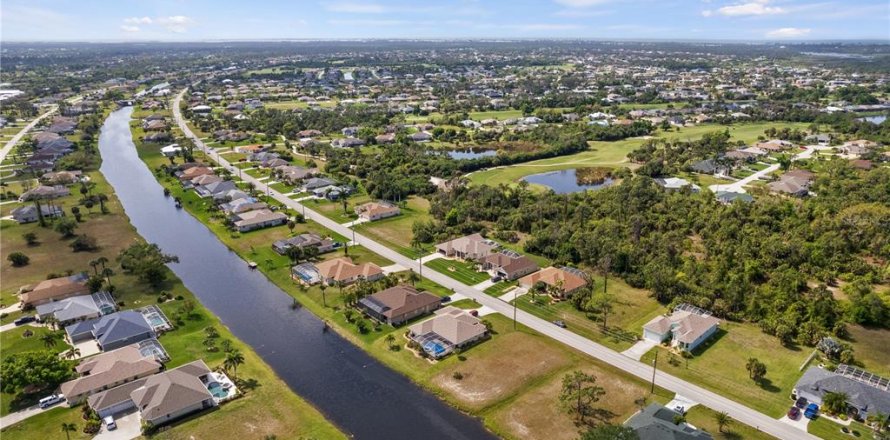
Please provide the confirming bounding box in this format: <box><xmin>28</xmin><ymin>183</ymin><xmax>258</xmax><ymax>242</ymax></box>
<box><xmin>625</xmin><ymin>403</ymin><xmax>713</xmax><ymax>440</ymax></box>
<box><xmin>793</xmin><ymin>365</ymin><xmax>890</xmax><ymax>421</ymax></box>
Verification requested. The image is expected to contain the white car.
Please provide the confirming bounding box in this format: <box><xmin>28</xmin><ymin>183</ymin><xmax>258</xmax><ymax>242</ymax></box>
<box><xmin>103</xmin><ymin>415</ymin><xmax>117</xmax><ymax>430</ymax></box>
<box><xmin>38</xmin><ymin>394</ymin><xmax>64</xmax><ymax>409</ymax></box>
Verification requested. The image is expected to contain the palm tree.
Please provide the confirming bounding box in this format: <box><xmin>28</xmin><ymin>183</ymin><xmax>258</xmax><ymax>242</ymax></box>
<box><xmin>89</xmin><ymin>259</ymin><xmax>100</xmax><ymax>276</ymax></box>
<box><xmin>64</xmin><ymin>347</ymin><xmax>81</xmax><ymax>360</ymax></box>
<box><xmin>384</xmin><ymin>334</ymin><xmax>396</xmax><ymax>350</ymax></box>
<box><xmin>41</xmin><ymin>332</ymin><xmax>58</xmax><ymax>349</ymax></box>
<box><xmin>224</xmin><ymin>349</ymin><xmax>245</xmax><ymax>377</ymax></box>
<box><xmin>61</xmin><ymin>422</ymin><xmax>77</xmax><ymax>440</ymax></box>
<box><xmin>319</xmin><ymin>283</ymin><xmax>327</xmax><ymax>307</ymax></box>
<box><xmin>95</xmin><ymin>256</ymin><xmax>109</xmax><ymax>271</ymax></box>
<box><xmin>714</xmin><ymin>411</ymin><xmax>731</xmax><ymax>433</ymax></box>
<box><xmin>406</xmin><ymin>269</ymin><xmax>420</xmax><ymax>286</ymax></box>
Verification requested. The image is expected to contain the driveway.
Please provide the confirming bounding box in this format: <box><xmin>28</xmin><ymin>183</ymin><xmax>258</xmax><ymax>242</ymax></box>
<box><xmin>665</xmin><ymin>394</ymin><xmax>699</xmax><ymax>414</ymax></box>
<box><xmin>780</xmin><ymin>414</ymin><xmax>811</xmax><ymax>431</ymax></box>
<box><xmin>419</xmin><ymin>252</ymin><xmax>444</xmax><ymax>263</ymax></box>
<box><xmin>472</xmin><ymin>279</ymin><xmax>496</xmax><ymax>291</ymax></box>
<box><xmin>709</xmin><ymin>146</ymin><xmax>817</xmax><ymax>194</ymax></box>
<box><xmin>0</xmin><ymin>402</ymin><xmax>66</xmax><ymax>428</ymax></box>
<box><xmin>381</xmin><ymin>263</ymin><xmax>407</xmax><ymax>274</ymax></box>
<box><xmin>94</xmin><ymin>410</ymin><xmax>141</xmax><ymax>440</ymax></box>
<box><xmin>622</xmin><ymin>339</ymin><xmax>658</xmax><ymax>361</ymax></box>
<box><xmin>498</xmin><ymin>286</ymin><xmax>527</xmax><ymax>302</ymax></box>
<box><xmin>342</xmin><ymin>218</ymin><xmax>369</xmax><ymax>228</ymax></box>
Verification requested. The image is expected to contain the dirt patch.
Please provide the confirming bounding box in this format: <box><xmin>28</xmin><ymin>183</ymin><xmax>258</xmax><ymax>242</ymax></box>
<box><xmin>492</xmin><ymin>364</ymin><xmax>651</xmax><ymax>440</ymax></box>
<box><xmin>433</xmin><ymin>332</ymin><xmax>571</xmax><ymax>410</ymax></box>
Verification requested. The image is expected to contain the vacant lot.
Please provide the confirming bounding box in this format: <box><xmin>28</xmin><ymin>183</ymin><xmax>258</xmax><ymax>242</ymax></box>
<box><xmin>433</xmin><ymin>332</ymin><xmax>572</xmax><ymax>410</ymax></box>
<box><xmin>845</xmin><ymin>325</ymin><xmax>890</xmax><ymax>375</ymax></box>
<box><xmin>356</xmin><ymin>196</ymin><xmax>432</xmax><ymax>258</ymax></box>
<box><xmin>425</xmin><ymin>258</ymin><xmax>490</xmax><ymax>285</ymax></box>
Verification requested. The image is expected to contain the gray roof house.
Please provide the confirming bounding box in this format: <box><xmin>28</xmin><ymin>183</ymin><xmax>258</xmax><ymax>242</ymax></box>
<box><xmin>793</xmin><ymin>366</ymin><xmax>890</xmax><ymax>420</ymax></box>
<box><xmin>625</xmin><ymin>404</ymin><xmax>713</xmax><ymax>440</ymax></box>
<box><xmin>272</xmin><ymin>232</ymin><xmax>338</xmax><ymax>255</ymax></box>
<box><xmin>35</xmin><ymin>292</ymin><xmax>116</xmax><ymax>325</ymax></box>
<box><xmin>195</xmin><ymin>180</ymin><xmax>238</xmax><ymax>199</ymax></box>
<box><xmin>10</xmin><ymin>205</ymin><xmax>64</xmax><ymax>223</ymax></box>
<box><xmin>66</xmin><ymin>310</ymin><xmax>156</xmax><ymax>352</ymax></box>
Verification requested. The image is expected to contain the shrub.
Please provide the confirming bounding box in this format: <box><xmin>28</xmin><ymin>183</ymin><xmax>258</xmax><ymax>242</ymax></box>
<box><xmin>83</xmin><ymin>420</ymin><xmax>101</xmax><ymax>434</ymax></box>
<box><xmin>69</xmin><ymin>234</ymin><xmax>99</xmax><ymax>252</ymax></box>
<box><xmin>452</xmin><ymin>371</ymin><xmax>464</xmax><ymax>380</ymax></box>
<box><xmin>7</xmin><ymin>252</ymin><xmax>30</xmax><ymax>267</ymax></box>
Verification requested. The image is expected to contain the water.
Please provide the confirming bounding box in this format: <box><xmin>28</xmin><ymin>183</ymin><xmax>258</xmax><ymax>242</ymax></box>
<box><xmin>521</xmin><ymin>169</ymin><xmax>615</xmax><ymax>194</ymax></box>
<box><xmin>447</xmin><ymin>148</ymin><xmax>497</xmax><ymax>160</ymax></box>
<box><xmin>98</xmin><ymin>107</ymin><xmax>494</xmax><ymax>440</ymax></box>
<box><xmin>858</xmin><ymin>115</ymin><xmax>887</xmax><ymax>124</ymax></box>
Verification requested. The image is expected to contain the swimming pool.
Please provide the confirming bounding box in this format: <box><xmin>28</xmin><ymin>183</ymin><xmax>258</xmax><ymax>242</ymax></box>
<box><xmin>423</xmin><ymin>341</ymin><xmax>447</xmax><ymax>357</ymax></box>
<box><xmin>207</xmin><ymin>382</ymin><xmax>228</xmax><ymax>398</ymax></box>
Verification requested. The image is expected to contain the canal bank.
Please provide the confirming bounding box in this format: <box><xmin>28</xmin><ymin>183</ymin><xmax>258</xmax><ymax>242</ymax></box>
<box><xmin>99</xmin><ymin>106</ymin><xmax>495</xmax><ymax>439</ymax></box>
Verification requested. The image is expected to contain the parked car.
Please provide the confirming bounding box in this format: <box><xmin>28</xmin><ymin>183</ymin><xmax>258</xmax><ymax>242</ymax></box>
<box><xmin>804</xmin><ymin>403</ymin><xmax>819</xmax><ymax>419</ymax></box>
<box><xmin>795</xmin><ymin>397</ymin><xmax>808</xmax><ymax>408</ymax></box>
<box><xmin>13</xmin><ymin>315</ymin><xmax>36</xmax><ymax>326</ymax></box>
<box><xmin>38</xmin><ymin>394</ymin><xmax>64</xmax><ymax>409</ymax></box>
<box><xmin>674</xmin><ymin>405</ymin><xmax>686</xmax><ymax>415</ymax></box>
<box><xmin>788</xmin><ymin>406</ymin><xmax>801</xmax><ymax>420</ymax></box>
<box><xmin>440</xmin><ymin>296</ymin><xmax>451</xmax><ymax>303</ymax></box>
<box><xmin>469</xmin><ymin>310</ymin><xmax>479</xmax><ymax>317</ymax></box>
<box><xmin>490</xmin><ymin>275</ymin><xmax>502</xmax><ymax>282</ymax></box>
<box><xmin>552</xmin><ymin>320</ymin><xmax>567</xmax><ymax>328</ymax></box>
<box><xmin>103</xmin><ymin>415</ymin><xmax>117</xmax><ymax>430</ymax></box>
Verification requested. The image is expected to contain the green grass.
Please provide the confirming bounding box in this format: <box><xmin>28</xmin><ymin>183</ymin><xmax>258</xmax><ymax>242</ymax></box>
<box><xmin>484</xmin><ymin>280</ymin><xmax>519</xmax><ymax>297</ymax></box>
<box><xmin>684</xmin><ymin>405</ymin><xmax>777</xmax><ymax>440</ymax></box>
<box><xmin>639</xmin><ymin>320</ymin><xmax>813</xmax><ymax>418</ymax></box>
<box><xmin>0</xmin><ymin>406</ymin><xmax>93</xmax><ymax>440</ymax></box>
<box><xmin>449</xmin><ymin>298</ymin><xmax>482</xmax><ymax>309</ymax></box>
<box><xmin>312</xmin><ymin>193</ymin><xmax>371</xmax><ymax>224</ymax></box>
<box><xmin>808</xmin><ymin>417</ymin><xmax>874</xmax><ymax>440</ymax></box>
<box><xmin>355</xmin><ymin>196</ymin><xmax>432</xmax><ymax>259</ymax></box>
<box><xmin>424</xmin><ymin>258</ymin><xmax>490</xmax><ymax>285</ymax></box>
<box><xmin>468</xmin><ymin>109</ymin><xmax>523</xmax><ymax>121</ymax></box>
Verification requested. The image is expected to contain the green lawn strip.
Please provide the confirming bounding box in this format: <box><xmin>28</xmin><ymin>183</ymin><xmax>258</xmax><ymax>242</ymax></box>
<box><xmin>638</xmin><ymin>320</ymin><xmax>812</xmax><ymax>418</ymax></box>
<box><xmin>269</xmin><ymin>181</ymin><xmax>293</xmax><ymax>193</ymax></box>
<box><xmin>468</xmin><ymin>110</ymin><xmax>523</xmax><ymax>121</ymax></box>
<box><xmin>310</xmin><ymin>193</ymin><xmax>372</xmax><ymax>224</ymax></box>
<box><xmin>807</xmin><ymin>417</ymin><xmax>873</xmax><ymax>440</ymax></box>
<box><xmin>448</xmin><ymin>298</ymin><xmax>482</xmax><ymax>309</ymax></box>
<box><xmin>424</xmin><ymin>258</ymin><xmax>490</xmax><ymax>285</ymax></box>
<box><xmin>483</xmin><ymin>280</ymin><xmax>518</xmax><ymax>297</ymax></box>
<box><xmin>684</xmin><ymin>405</ymin><xmax>777</xmax><ymax>440</ymax></box>
<box><xmin>512</xmin><ymin>295</ymin><xmax>634</xmax><ymax>351</ymax></box>
<box><xmin>0</xmin><ymin>406</ymin><xmax>93</xmax><ymax>440</ymax></box>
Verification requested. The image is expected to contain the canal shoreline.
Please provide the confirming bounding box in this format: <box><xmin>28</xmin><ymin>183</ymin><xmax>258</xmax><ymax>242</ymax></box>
<box><xmin>104</xmin><ymin>106</ymin><xmax>496</xmax><ymax>440</ymax></box>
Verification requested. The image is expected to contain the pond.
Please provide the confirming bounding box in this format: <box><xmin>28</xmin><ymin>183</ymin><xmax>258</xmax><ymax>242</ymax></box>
<box><xmin>521</xmin><ymin>169</ymin><xmax>615</xmax><ymax>194</ymax></box>
<box><xmin>858</xmin><ymin>115</ymin><xmax>887</xmax><ymax>124</ymax></box>
<box><xmin>447</xmin><ymin>148</ymin><xmax>497</xmax><ymax>160</ymax></box>
<box><xmin>98</xmin><ymin>107</ymin><xmax>494</xmax><ymax>440</ymax></box>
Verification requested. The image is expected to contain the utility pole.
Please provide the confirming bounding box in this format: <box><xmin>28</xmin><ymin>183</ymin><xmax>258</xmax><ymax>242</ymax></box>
<box><xmin>513</xmin><ymin>289</ymin><xmax>517</xmax><ymax>330</ymax></box>
<box><xmin>650</xmin><ymin>351</ymin><xmax>658</xmax><ymax>394</ymax></box>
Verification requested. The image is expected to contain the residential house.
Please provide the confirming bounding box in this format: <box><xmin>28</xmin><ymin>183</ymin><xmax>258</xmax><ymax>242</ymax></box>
<box><xmin>358</xmin><ymin>285</ymin><xmax>442</xmax><ymax>326</ymax></box>
<box><xmin>220</xmin><ymin>198</ymin><xmax>266</xmax><ymax>215</ymax></box>
<box><xmin>407</xmin><ymin>306</ymin><xmax>488</xmax><ymax>359</ymax></box>
<box><xmin>654</xmin><ymin>177</ymin><xmax>701</xmax><ymax>192</ymax></box>
<box><xmin>714</xmin><ymin>191</ymin><xmax>753</xmax><ymax>204</ymax></box>
<box><xmin>143</xmin><ymin>119</ymin><xmax>168</xmax><ymax>131</ymax></box>
<box><xmin>409</xmin><ymin>132</ymin><xmax>432</xmax><ymax>142</ymax></box>
<box><xmin>792</xmin><ymin>365</ymin><xmax>890</xmax><ymax>421</ymax></box>
<box><xmin>303</xmin><ymin>177</ymin><xmax>337</xmax><ymax>191</ymax></box>
<box><xmin>87</xmin><ymin>360</ymin><xmax>217</xmax><ymax>426</ymax></box>
<box><xmin>275</xmin><ymin>165</ymin><xmax>315</xmax><ymax>183</ymax></box>
<box><xmin>518</xmin><ymin>266</ymin><xmax>588</xmax><ymax>298</ymax></box>
<box><xmin>234</xmin><ymin>144</ymin><xmax>266</xmax><ymax>154</ymax></box>
<box><xmin>482</xmin><ymin>250</ymin><xmax>539</xmax><ymax>281</ymax></box>
<box><xmin>61</xmin><ymin>343</ymin><xmax>164</xmax><ymax>404</ymax></box>
<box><xmin>160</xmin><ymin>144</ymin><xmax>182</xmax><ymax>157</ymax></box>
<box><xmin>20</xmin><ymin>273</ymin><xmax>90</xmax><ymax>307</ymax></box>
<box><xmin>41</xmin><ymin>170</ymin><xmax>83</xmax><ymax>185</ymax></box>
<box><xmin>768</xmin><ymin>169</ymin><xmax>815</xmax><ymax>197</ymax></box>
<box><xmin>35</xmin><ymin>292</ymin><xmax>116</xmax><ymax>325</ymax></box>
<box><xmin>66</xmin><ymin>310</ymin><xmax>156</xmax><ymax>352</ymax></box>
<box><xmin>839</xmin><ymin>139</ymin><xmax>878</xmax><ymax>156</ymax></box>
<box><xmin>625</xmin><ymin>404</ymin><xmax>713</xmax><ymax>440</ymax></box>
<box><xmin>435</xmin><ymin>233</ymin><xmax>498</xmax><ymax>261</ymax></box>
<box><xmin>643</xmin><ymin>308</ymin><xmax>720</xmax><ymax>352</ymax></box>
<box><xmin>354</xmin><ymin>201</ymin><xmax>400</xmax><ymax>221</ymax></box>
<box><xmin>272</xmin><ymin>232</ymin><xmax>337</xmax><ymax>255</ymax></box>
<box><xmin>331</xmin><ymin>137</ymin><xmax>365</xmax><ymax>148</ymax></box>
<box><xmin>195</xmin><ymin>179</ymin><xmax>238</xmax><ymax>199</ymax></box>
<box><xmin>232</xmin><ymin>209</ymin><xmax>287</xmax><ymax>232</ymax></box>
<box><xmin>10</xmin><ymin>204</ymin><xmax>64</xmax><ymax>224</ymax></box>
<box><xmin>18</xmin><ymin>185</ymin><xmax>70</xmax><ymax>202</ymax></box>
<box><xmin>755</xmin><ymin>139</ymin><xmax>794</xmax><ymax>152</ymax></box>
<box><xmin>313</xmin><ymin>257</ymin><xmax>384</xmax><ymax>286</ymax></box>
<box><xmin>177</xmin><ymin>166</ymin><xmax>214</xmax><ymax>182</ymax></box>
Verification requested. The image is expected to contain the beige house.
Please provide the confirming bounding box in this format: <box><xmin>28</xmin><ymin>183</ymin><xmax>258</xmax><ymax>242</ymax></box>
<box><xmin>61</xmin><ymin>344</ymin><xmax>163</xmax><ymax>404</ymax></box>
<box><xmin>435</xmin><ymin>233</ymin><xmax>498</xmax><ymax>261</ymax></box>
<box><xmin>355</xmin><ymin>201</ymin><xmax>401</xmax><ymax>221</ymax></box>
<box><xmin>408</xmin><ymin>306</ymin><xmax>488</xmax><ymax>358</ymax></box>
<box><xmin>518</xmin><ymin>266</ymin><xmax>588</xmax><ymax>298</ymax></box>
<box><xmin>643</xmin><ymin>310</ymin><xmax>720</xmax><ymax>352</ymax></box>
<box><xmin>232</xmin><ymin>209</ymin><xmax>287</xmax><ymax>232</ymax></box>
<box><xmin>358</xmin><ymin>285</ymin><xmax>441</xmax><ymax>325</ymax></box>
<box><xmin>482</xmin><ymin>251</ymin><xmax>539</xmax><ymax>281</ymax></box>
<box><xmin>20</xmin><ymin>273</ymin><xmax>90</xmax><ymax>307</ymax></box>
<box><xmin>313</xmin><ymin>257</ymin><xmax>384</xmax><ymax>285</ymax></box>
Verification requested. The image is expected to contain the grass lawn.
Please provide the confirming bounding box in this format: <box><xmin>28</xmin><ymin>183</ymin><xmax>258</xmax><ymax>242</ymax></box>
<box><xmin>355</xmin><ymin>196</ymin><xmax>432</xmax><ymax>258</ymax></box>
<box><xmin>468</xmin><ymin>109</ymin><xmax>523</xmax><ymax>121</ymax></box>
<box><xmin>807</xmin><ymin>417</ymin><xmax>875</xmax><ymax>440</ymax></box>
<box><xmin>425</xmin><ymin>258</ymin><xmax>490</xmax><ymax>285</ymax></box>
<box><xmin>312</xmin><ymin>193</ymin><xmax>371</xmax><ymax>224</ymax></box>
<box><xmin>448</xmin><ymin>298</ymin><xmax>481</xmax><ymax>309</ymax></box>
<box><xmin>484</xmin><ymin>280</ymin><xmax>519</xmax><ymax>297</ymax></box>
<box><xmin>0</xmin><ymin>407</ymin><xmax>93</xmax><ymax>440</ymax></box>
<box><xmin>640</xmin><ymin>320</ymin><xmax>813</xmax><ymax>418</ymax></box>
<box><xmin>468</xmin><ymin>122</ymin><xmax>812</xmax><ymax>187</ymax></box>
<box><xmin>684</xmin><ymin>405</ymin><xmax>776</xmax><ymax>440</ymax></box>
<box><xmin>844</xmin><ymin>325</ymin><xmax>890</xmax><ymax>375</ymax></box>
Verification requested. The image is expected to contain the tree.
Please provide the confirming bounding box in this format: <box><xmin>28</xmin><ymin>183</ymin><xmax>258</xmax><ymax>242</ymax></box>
<box><xmin>64</xmin><ymin>347</ymin><xmax>81</xmax><ymax>360</ymax></box>
<box><xmin>746</xmin><ymin>358</ymin><xmax>767</xmax><ymax>383</ymax></box>
<box><xmin>41</xmin><ymin>332</ymin><xmax>59</xmax><ymax>349</ymax></box>
<box><xmin>61</xmin><ymin>423</ymin><xmax>77</xmax><ymax>440</ymax></box>
<box><xmin>384</xmin><ymin>334</ymin><xmax>396</xmax><ymax>350</ymax></box>
<box><xmin>579</xmin><ymin>425</ymin><xmax>639</xmax><ymax>440</ymax></box>
<box><xmin>559</xmin><ymin>370</ymin><xmax>606</xmax><ymax>424</ymax></box>
<box><xmin>118</xmin><ymin>243</ymin><xmax>179</xmax><ymax>287</ymax></box>
<box><xmin>7</xmin><ymin>252</ymin><xmax>30</xmax><ymax>267</ymax></box>
<box><xmin>822</xmin><ymin>391</ymin><xmax>848</xmax><ymax>415</ymax></box>
<box><xmin>70</xmin><ymin>234</ymin><xmax>99</xmax><ymax>252</ymax></box>
<box><xmin>22</xmin><ymin>232</ymin><xmax>38</xmax><ymax>246</ymax></box>
<box><xmin>714</xmin><ymin>411</ymin><xmax>731</xmax><ymax>433</ymax></box>
<box><xmin>319</xmin><ymin>283</ymin><xmax>327</xmax><ymax>307</ymax></box>
<box><xmin>0</xmin><ymin>351</ymin><xmax>74</xmax><ymax>394</ymax></box>
<box><xmin>54</xmin><ymin>217</ymin><xmax>78</xmax><ymax>238</ymax></box>
<box><xmin>223</xmin><ymin>349</ymin><xmax>245</xmax><ymax>377</ymax></box>
<box><xmin>285</xmin><ymin>245</ymin><xmax>304</xmax><ymax>264</ymax></box>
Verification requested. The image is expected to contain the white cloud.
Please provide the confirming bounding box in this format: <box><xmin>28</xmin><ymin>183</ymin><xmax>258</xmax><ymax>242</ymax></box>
<box><xmin>766</xmin><ymin>27</ymin><xmax>811</xmax><ymax>38</ymax></box>
<box><xmin>553</xmin><ymin>8</ymin><xmax>610</xmax><ymax>17</ymax></box>
<box><xmin>517</xmin><ymin>23</ymin><xmax>583</xmax><ymax>31</ymax></box>
<box><xmin>701</xmin><ymin>10</ymin><xmax>713</xmax><ymax>17</ymax></box>
<box><xmin>324</xmin><ymin>2</ymin><xmax>386</xmax><ymax>13</ymax></box>
<box><xmin>553</xmin><ymin>0</ymin><xmax>610</xmax><ymax>7</ymax></box>
<box><xmin>123</xmin><ymin>17</ymin><xmax>152</xmax><ymax>25</ymax></box>
<box><xmin>156</xmin><ymin>16</ymin><xmax>195</xmax><ymax>33</ymax></box>
<box><xmin>718</xmin><ymin>0</ymin><xmax>784</xmax><ymax>16</ymax></box>
<box><xmin>120</xmin><ymin>25</ymin><xmax>140</xmax><ymax>32</ymax></box>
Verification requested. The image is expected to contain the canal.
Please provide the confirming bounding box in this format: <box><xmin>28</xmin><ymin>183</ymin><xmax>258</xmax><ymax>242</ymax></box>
<box><xmin>98</xmin><ymin>107</ymin><xmax>495</xmax><ymax>440</ymax></box>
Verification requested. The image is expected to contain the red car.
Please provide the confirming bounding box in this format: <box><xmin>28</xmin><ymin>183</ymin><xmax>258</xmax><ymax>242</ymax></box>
<box><xmin>788</xmin><ymin>406</ymin><xmax>801</xmax><ymax>420</ymax></box>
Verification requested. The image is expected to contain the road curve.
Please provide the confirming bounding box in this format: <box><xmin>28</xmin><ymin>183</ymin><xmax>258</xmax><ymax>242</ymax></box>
<box><xmin>171</xmin><ymin>89</ymin><xmax>816</xmax><ymax>440</ymax></box>
<box><xmin>0</xmin><ymin>105</ymin><xmax>58</xmax><ymax>163</ymax></box>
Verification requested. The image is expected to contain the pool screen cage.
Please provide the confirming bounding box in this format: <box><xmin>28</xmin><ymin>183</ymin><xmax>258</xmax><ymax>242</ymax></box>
<box><xmin>413</xmin><ymin>332</ymin><xmax>454</xmax><ymax>358</ymax></box>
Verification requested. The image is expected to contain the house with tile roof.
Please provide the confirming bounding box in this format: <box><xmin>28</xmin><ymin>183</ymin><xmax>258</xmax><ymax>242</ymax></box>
<box><xmin>20</xmin><ymin>273</ymin><xmax>90</xmax><ymax>307</ymax></box>
<box><xmin>435</xmin><ymin>233</ymin><xmax>498</xmax><ymax>262</ymax></box>
<box><xmin>643</xmin><ymin>309</ymin><xmax>720</xmax><ymax>353</ymax></box>
<box><xmin>66</xmin><ymin>310</ymin><xmax>156</xmax><ymax>352</ymax></box>
<box><xmin>518</xmin><ymin>266</ymin><xmax>588</xmax><ymax>298</ymax></box>
<box><xmin>408</xmin><ymin>306</ymin><xmax>488</xmax><ymax>359</ymax></box>
<box><xmin>358</xmin><ymin>285</ymin><xmax>441</xmax><ymax>326</ymax></box>
<box><xmin>61</xmin><ymin>343</ymin><xmax>164</xmax><ymax>404</ymax></box>
<box><xmin>625</xmin><ymin>403</ymin><xmax>713</xmax><ymax>439</ymax></box>
<box><xmin>313</xmin><ymin>257</ymin><xmax>384</xmax><ymax>286</ymax></box>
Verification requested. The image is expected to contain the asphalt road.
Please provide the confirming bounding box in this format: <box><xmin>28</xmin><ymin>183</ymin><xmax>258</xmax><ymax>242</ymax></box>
<box><xmin>172</xmin><ymin>89</ymin><xmax>816</xmax><ymax>440</ymax></box>
<box><xmin>0</xmin><ymin>105</ymin><xmax>58</xmax><ymax>163</ymax></box>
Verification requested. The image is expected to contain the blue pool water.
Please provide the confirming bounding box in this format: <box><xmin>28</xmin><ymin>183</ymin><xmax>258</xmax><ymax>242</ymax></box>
<box><xmin>207</xmin><ymin>382</ymin><xmax>227</xmax><ymax>398</ymax></box>
<box><xmin>423</xmin><ymin>342</ymin><xmax>446</xmax><ymax>356</ymax></box>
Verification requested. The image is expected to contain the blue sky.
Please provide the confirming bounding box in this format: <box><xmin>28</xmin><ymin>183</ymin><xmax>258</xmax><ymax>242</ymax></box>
<box><xmin>2</xmin><ymin>0</ymin><xmax>888</xmax><ymax>42</ymax></box>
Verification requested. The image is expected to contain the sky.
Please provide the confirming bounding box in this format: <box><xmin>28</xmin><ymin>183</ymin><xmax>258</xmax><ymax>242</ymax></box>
<box><xmin>1</xmin><ymin>0</ymin><xmax>889</xmax><ymax>42</ymax></box>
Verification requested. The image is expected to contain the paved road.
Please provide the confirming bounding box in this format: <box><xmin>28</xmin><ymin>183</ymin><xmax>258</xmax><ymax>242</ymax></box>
<box><xmin>173</xmin><ymin>89</ymin><xmax>815</xmax><ymax>440</ymax></box>
<box><xmin>709</xmin><ymin>145</ymin><xmax>817</xmax><ymax>194</ymax></box>
<box><xmin>0</xmin><ymin>105</ymin><xmax>58</xmax><ymax>163</ymax></box>
<box><xmin>0</xmin><ymin>403</ymin><xmax>58</xmax><ymax>428</ymax></box>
